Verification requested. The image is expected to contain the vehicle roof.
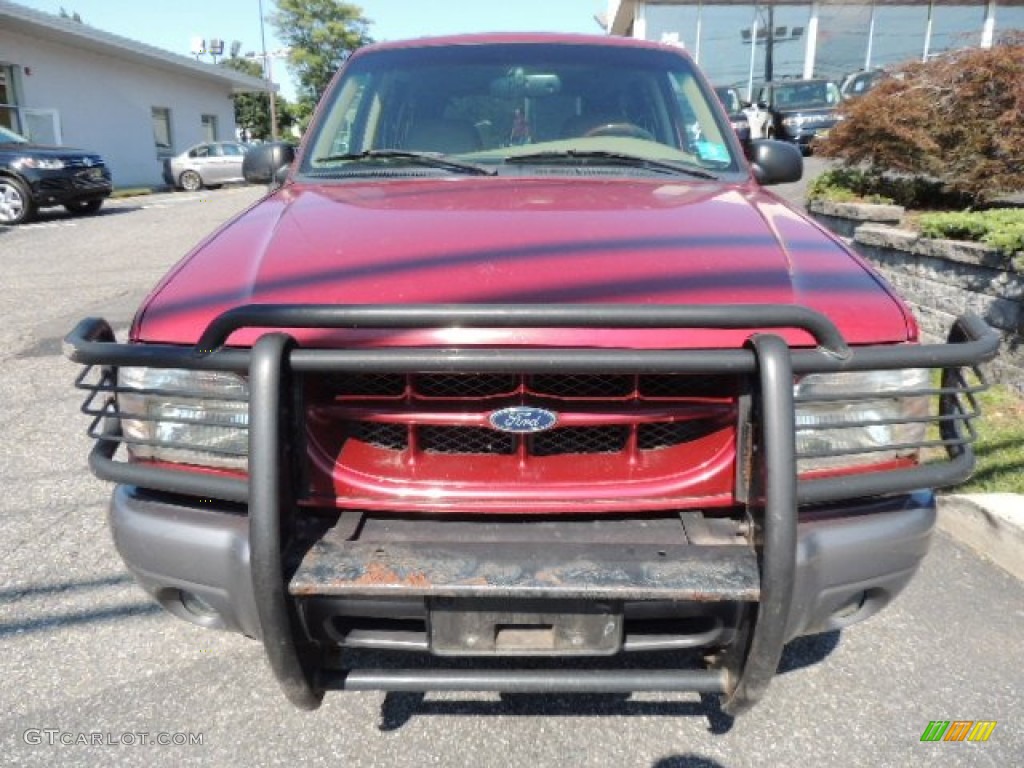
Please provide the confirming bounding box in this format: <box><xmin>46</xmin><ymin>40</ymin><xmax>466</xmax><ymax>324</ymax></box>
<box><xmin>353</xmin><ymin>32</ymin><xmax>686</xmax><ymax>56</ymax></box>
<box><xmin>759</xmin><ymin>78</ymin><xmax>836</xmax><ymax>86</ymax></box>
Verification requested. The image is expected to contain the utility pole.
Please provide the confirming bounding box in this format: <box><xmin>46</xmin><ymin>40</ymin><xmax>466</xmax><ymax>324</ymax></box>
<box><xmin>258</xmin><ymin>0</ymin><xmax>278</xmax><ymax>141</ymax></box>
<box><xmin>764</xmin><ymin>2</ymin><xmax>775</xmax><ymax>83</ymax></box>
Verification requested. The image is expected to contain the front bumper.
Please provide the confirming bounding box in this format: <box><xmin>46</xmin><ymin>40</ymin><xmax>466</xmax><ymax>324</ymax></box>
<box><xmin>24</xmin><ymin>168</ymin><xmax>112</xmax><ymax>206</ymax></box>
<box><xmin>110</xmin><ymin>484</ymin><xmax>936</xmax><ymax>645</ymax></box>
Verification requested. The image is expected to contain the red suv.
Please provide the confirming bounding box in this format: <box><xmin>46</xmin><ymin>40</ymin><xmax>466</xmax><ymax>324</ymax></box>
<box><xmin>67</xmin><ymin>34</ymin><xmax>996</xmax><ymax>715</ymax></box>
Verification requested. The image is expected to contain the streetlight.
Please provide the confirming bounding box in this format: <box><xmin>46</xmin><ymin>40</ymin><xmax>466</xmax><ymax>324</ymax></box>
<box><xmin>244</xmin><ymin>47</ymin><xmax>289</xmax><ymax>142</ymax></box>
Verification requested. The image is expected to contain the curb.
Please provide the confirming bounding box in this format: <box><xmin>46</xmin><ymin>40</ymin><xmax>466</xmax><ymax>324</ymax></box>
<box><xmin>936</xmin><ymin>494</ymin><xmax>1024</xmax><ymax>580</ymax></box>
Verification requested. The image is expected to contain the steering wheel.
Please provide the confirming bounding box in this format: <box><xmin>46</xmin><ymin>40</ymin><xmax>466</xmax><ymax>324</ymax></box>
<box><xmin>583</xmin><ymin>122</ymin><xmax>656</xmax><ymax>141</ymax></box>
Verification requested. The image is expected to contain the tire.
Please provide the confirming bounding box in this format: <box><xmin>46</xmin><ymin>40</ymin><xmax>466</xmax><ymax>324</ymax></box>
<box><xmin>0</xmin><ymin>176</ymin><xmax>35</xmax><ymax>225</ymax></box>
<box><xmin>64</xmin><ymin>199</ymin><xmax>104</xmax><ymax>216</ymax></box>
<box><xmin>179</xmin><ymin>170</ymin><xmax>203</xmax><ymax>192</ymax></box>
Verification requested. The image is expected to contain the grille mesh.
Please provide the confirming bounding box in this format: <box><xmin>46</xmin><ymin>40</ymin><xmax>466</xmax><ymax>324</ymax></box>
<box><xmin>420</xmin><ymin>426</ymin><xmax>516</xmax><ymax>455</ymax></box>
<box><xmin>417</xmin><ymin>374</ymin><xmax>517</xmax><ymax>398</ymax></box>
<box><xmin>530</xmin><ymin>374</ymin><xmax>633</xmax><ymax>398</ymax></box>
<box><xmin>639</xmin><ymin>421</ymin><xmax>716</xmax><ymax>450</ymax></box>
<box><xmin>351</xmin><ymin>422</ymin><xmax>407</xmax><ymax>451</ymax></box>
<box><xmin>532</xmin><ymin>426</ymin><xmax>630</xmax><ymax>456</ymax></box>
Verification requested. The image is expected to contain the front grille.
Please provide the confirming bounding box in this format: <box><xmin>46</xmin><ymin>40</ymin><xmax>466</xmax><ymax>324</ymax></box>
<box><xmin>316</xmin><ymin>373</ymin><xmax>739</xmax><ymax>460</ymax></box>
<box><xmin>324</xmin><ymin>373</ymin><xmax>739</xmax><ymax>400</ymax></box>
<box><xmin>62</xmin><ymin>155</ymin><xmax>104</xmax><ymax>169</ymax></box>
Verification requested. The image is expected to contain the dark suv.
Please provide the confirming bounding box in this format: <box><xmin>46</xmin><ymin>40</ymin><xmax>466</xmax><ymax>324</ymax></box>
<box><xmin>0</xmin><ymin>125</ymin><xmax>112</xmax><ymax>225</ymax></box>
<box><xmin>756</xmin><ymin>79</ymin><xmax>842</xmax><ymax>153</ymax></box>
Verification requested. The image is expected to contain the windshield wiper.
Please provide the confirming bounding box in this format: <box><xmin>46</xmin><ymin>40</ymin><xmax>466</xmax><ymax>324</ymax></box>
<box><xmin>504</xmin><ymin>150</ymin><xmax>720</xmax><ymax>180</ymax></box>
<box><xmin>314</xmin><ymin>149</ymin><xmax>496</xmax><ymax>176</ymax></box>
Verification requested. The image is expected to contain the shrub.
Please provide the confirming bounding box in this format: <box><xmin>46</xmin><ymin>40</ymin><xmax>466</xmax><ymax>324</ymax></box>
<box><xmin>806</xmin><ymin>167</ymin><xmax>965</xmax><ymax>208</ymax></box>
<box><xmin>918</xmin><ymin>208</ymin><xmax>1024</xmax><ymax>265</ymax></box>
<box><xmin>818</xmin><ymin>35</ymin><xmax>1024</xmax><ymax>205</ymax></box>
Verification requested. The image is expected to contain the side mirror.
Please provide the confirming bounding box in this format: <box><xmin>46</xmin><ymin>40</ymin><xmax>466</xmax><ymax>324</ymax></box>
<box><xmin>748</xmin><ymin>139</ymin><xmax>803</xmax><ymax>185</ymax></box>
<box><xmin>243</xmin><ymin>142</ymin><xmax>295</xmax><ymax>185</ymax></box>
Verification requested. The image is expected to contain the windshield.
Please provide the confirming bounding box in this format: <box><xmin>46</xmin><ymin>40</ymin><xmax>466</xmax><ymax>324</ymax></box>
<box><xmin>713</xmin><ymin>87</ymin><xmax>742</xmax><ymax>114</ymax></box>
<box><xmin>0</xmin><ymin>125</ymin><xmax>28</xmax><ymax>144</ymax></box>
<box><xmin>769</xmin><ymin>81</ymin><xmax>841</xmax><ymax>111</ymax></box>
<box><xmin>302</xmin><ymin>41</ymin><xmax>741</xmax><ymax>178</ymax></box>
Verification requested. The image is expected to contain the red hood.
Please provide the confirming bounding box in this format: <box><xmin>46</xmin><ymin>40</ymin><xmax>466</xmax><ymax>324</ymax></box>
<box><xmin>134</xmin><ymin>177</ymin><xmax>913</xmax><ymax>349</ymax></box>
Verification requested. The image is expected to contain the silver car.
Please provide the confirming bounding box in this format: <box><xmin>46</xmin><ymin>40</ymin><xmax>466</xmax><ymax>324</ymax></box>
<box><xmin>162</xmin><ymin>141</ymin><xmax>249</xmax><ymax>191</ymax></box>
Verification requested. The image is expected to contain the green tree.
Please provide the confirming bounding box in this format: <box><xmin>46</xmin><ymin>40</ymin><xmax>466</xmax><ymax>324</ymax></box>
<box><xmin>271</xmin><ymin>0</ymin><xmax>373</xmax><ymax>110</ymax></box>
<box><xmin>221</xmin><ymin>56</ymin><xmax>296</xmax><ymax>141</ymax></box>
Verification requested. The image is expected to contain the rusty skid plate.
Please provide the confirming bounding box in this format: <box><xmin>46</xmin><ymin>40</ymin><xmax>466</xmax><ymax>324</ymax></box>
<box><xmin>289</xmin><ymin>521</ymin><xmax>759</xmax><ymax>602</ymax></box>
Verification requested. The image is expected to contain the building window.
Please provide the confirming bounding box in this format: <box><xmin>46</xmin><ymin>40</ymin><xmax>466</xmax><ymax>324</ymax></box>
<box><xmin>0</xmin><ymin>64</ymin><xmax>21</xmax><ymax>132</ymax></box>
<box><xmin>201</xmin><ymin>114</ymin><xmax>218</xmax><ymax>142</ymax></box>
<box><xmin>152</xmin><ymin>106</ymin><xmax>173</xmax><ymax>156</ymax></box>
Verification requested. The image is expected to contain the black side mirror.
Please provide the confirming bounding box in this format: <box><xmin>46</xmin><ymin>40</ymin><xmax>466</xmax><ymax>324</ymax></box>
<box><xmin>243</xmin><ymin>142</ymin><xmax>295</xmax><ymax>185</ymax></box>
<box><xmin>748</xmin><ymin>139</ymin><xmax>803</xmax><ymax>185</ymax></box>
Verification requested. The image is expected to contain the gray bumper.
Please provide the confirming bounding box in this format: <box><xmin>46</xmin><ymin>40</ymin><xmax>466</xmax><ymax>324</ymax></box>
<box><xmin>110</xmin><ymin>485</ymin><xmax>935</xmax><ymax>643</ymax></box>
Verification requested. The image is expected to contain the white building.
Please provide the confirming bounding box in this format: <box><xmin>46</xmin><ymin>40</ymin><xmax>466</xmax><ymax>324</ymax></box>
<box><xmin>607</xmin><ymin>1</ymin><xmax>1024</xmax><ymax>93</ymax></box>
<box><xmin>0</xmin><ymin>0</ymin><xmax>268</xmax><ymax>187</ymax></box>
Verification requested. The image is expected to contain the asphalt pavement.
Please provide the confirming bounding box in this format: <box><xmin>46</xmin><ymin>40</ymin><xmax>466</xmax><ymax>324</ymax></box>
<box><xmin>1</xmin><ymin>182</ymin><xmax>1020</xmax><ymax>767</ymax></box>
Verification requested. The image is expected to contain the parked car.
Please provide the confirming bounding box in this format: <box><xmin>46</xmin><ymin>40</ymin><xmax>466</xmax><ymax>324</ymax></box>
<box><xmin>0</xmin><ymin>125</ymin><xmax>111</xmax><ymax>225</ymax></box>
<box><xmin>712</xmin><ymin>85</ymin><xmax>751</xmax><ymax>142</ymax></box>
<box><xmin>840</xmin><ymin>69</ymin><xmax>887</xmax><ymax>100</ymax></box>
<box><xmin>162</xmin><ymin>141</ymin><xmax>250</xmax><ymax>191</ymax></box>
<box><xmin>755</xmin><ymin>78</ymin><xmax>842</xmax><ymax>152</ymax></box>
<box><xmin>66</xmin><ymin>34</ymin><xmax>996</xmax><ymax>717</ymax></box>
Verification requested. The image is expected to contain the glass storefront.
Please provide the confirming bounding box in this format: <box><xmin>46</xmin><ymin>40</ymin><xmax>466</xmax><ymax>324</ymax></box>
<box><xmin>644</xmin><ymin>2</ymin><xmax>1024</xmax><ymax>91</ymax></box>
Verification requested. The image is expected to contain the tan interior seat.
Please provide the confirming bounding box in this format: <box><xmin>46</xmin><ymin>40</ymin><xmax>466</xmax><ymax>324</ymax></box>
<box><xmin>404</xmin><ymin>119</ymin><xmax>481</xmax><ymax>154</ymax></box>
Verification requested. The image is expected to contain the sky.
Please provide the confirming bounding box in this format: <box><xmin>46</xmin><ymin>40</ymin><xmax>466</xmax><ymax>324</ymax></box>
<box><xmin>15</xmin><ymin>0</ymin><xmax>607</xmax><ymax>100</ymax></box>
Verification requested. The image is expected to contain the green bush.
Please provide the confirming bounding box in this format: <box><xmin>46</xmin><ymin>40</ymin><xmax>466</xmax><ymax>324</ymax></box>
<box><xmin>918</xmin><ymin>209</ymin><xmax>1024</xmax><ymax>261</ymax></box>
<box><xmin>805</xmin><ymin>168</ymin><xmax>974</xmax><ymax>208</ymax></box>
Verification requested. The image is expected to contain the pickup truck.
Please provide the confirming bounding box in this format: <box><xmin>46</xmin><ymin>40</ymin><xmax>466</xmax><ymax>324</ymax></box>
<box><xmin>66</xmin><ymin>34</ymin><xmax>997</xmax><ymax>715</ymax></box>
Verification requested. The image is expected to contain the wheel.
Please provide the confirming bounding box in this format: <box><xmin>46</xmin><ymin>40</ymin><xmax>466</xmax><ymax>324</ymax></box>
<box><xmin>64</xmin><ymin>199</ymin><xmax>104</xmax><ymax>216</ymax></box>
<box><xmin>0</xmin><ymin>176</ymin><xmax>35</xmax><ymax>225</ymax></box>
<box><xmin>583</xmin><ymin>122</ymin><xmax>656</xmax><ymax>141</ymax></box>
<box><xmin>179</xmin><ymin>170</ymin><xmax>203</xmax><ymax>192</ymax></box>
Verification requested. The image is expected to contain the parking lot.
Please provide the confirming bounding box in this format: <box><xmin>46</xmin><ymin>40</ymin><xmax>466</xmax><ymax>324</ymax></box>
<box><xmin>1</xmin><ymin>183</ymin><xmax>1021</xmax><ymax>767</ymax></box>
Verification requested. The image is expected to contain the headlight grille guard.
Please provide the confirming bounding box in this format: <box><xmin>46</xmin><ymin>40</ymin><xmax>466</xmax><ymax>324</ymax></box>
<box><xmin>65</xmin><ymin>304</ymin><xmax>999</xmax><ymax>715</ymax></box>
<box><xmin>66</xmin><ymin>303</ymin><xmax>997</xmax><ymax>508</ymax></box>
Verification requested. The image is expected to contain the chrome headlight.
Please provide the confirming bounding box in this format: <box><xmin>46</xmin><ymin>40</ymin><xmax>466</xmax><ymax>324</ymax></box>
<box><xmin>118</xmin><ymin>368</ymin><xmax>249</xmax><ymax>470</ymax></box>
<box><xmin>795</xmin><ymin>369</ymin><xmax>932</xmax><ymax>472</ymax></box>
<box><xmin>12</xmin><ymin>156</ymin><xmax>65</xmax><ymax>170</ymax></box>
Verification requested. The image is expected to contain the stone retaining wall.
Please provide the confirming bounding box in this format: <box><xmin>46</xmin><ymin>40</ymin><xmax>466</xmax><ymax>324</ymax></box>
<box><xmin>808</xmin><ymin>200</ymin><xmax>1023</xmax><ymax>394</ymax></box>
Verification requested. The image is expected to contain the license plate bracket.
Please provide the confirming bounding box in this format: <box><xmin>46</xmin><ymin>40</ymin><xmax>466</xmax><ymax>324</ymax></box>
<box><xmin>429</xmin><ymin>598</ymin><xmax>623</xmax><ymax>656</ymax></box>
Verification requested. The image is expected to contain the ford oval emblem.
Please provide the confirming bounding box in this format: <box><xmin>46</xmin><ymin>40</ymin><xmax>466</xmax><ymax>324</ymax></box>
<box><xmin>489</xmin><ymin>406</ymin><xmax>558</xmax><ymax>434</ymax></box>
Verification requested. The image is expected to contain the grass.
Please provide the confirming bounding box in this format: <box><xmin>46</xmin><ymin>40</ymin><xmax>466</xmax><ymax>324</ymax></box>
<box><xmin>944</xmin><ymin>384</ymin><xmax>1024</xmax><ymax>495</ymax></box>
<box><xmin>111</xmin><ymin>187</ymin><xmax>161</xmax><ymax>199</ymax></box>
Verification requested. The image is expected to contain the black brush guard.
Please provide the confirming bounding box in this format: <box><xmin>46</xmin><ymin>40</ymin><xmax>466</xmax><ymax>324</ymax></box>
<box><xmin>65</xmin><ymin>304</ymin><xmax>998</xmax><ymax>715</ymax></box>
